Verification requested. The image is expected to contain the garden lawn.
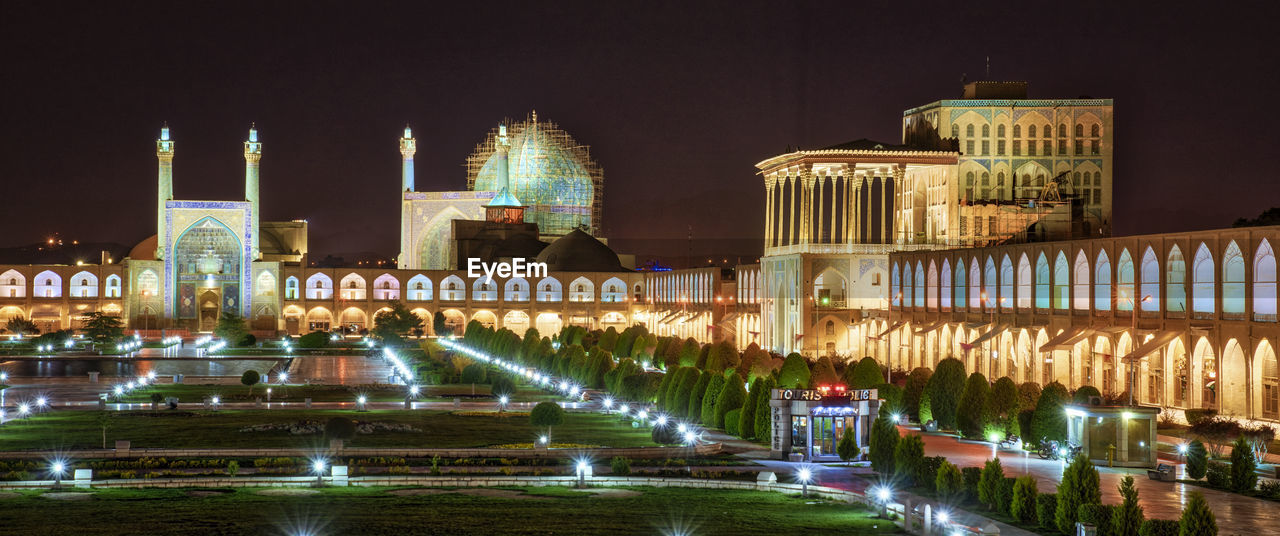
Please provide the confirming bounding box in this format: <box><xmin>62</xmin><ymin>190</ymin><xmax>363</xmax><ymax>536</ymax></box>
<box><xmin>0</xmin><ymin>409</ymin><xmax>654</xmax><ymax>450</ymax></box>
<box><xmin>0</xmin><ymin>486</ymin><xmax>902</xmax><ymax>535</ymax></box>
<box><xmin>115</xmin><ymin>383</ymin><xmax>558</xmax><ymax>404</ymax></box>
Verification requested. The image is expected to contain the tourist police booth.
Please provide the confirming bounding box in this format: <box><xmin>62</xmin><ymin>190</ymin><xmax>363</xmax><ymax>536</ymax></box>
<box><xmin>769</xmin><ymin>386</ymin><xmax>880</xmax><ymax>461</ymax></box>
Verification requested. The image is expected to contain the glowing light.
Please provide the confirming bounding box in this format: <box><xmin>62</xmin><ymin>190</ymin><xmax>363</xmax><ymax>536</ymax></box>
<box><xmin>937</xmin><ymin>511</ymin><xmax>950</xmax><ymax>523</ymax></box>
<box><xmin>875</xmin><ymin>486</ymin><xmax>892</xmax><ymax>502</ymax></box>
<box><xmin>637</xmin><ymin>410</ymin><xmax>648</xmax><ymax>420</ymax></box>
<box><xmin>313</xmin><ymin>460</ymin><xmax>326</xmax><ymax>473</ymax></box>
<box><xmin>211</xmin><ymin>396</ymin><xmax>220</xmax><ymax>405</ymax></box>
<box><xmin>619</xmin><ymin>404</ymin><xmax>630</xmax><ymax>414</ymax></box>
<box><xmin>677</xmin><ymin>423</ymin><xmax>687</xmax><ymax>433</ymax></box>
<box><xmin>36</xmin><ymin>397</ymin><xmax>47</xmax><ymax>407</ymax></box>
<box><xmin>1058</xmin><ymin>448</ymin><xmax>1068</xmax><ymax>457</ymax></box>
<box><xmin>797</xmin><ymin>468</ymin><xmax>812</xmax><ymax>483</ymax></box>
<box><xmin>17</xmin><ymin>404</ymin><xmax>30</xmax><ymax>415</ymax></box>
<box><xmin>602</xmin><ymin>397</ymin><xmax>613</xmax><ymax>409</ymax></box>
<box><xmin>538</xmin><ymin>435</ymin><xmax>548</xmax><ymax>444</ymax></box>
<box><xmin>1177</xmin><ymin>443</ymin><xmax>1188</xmax><ymax>454</ymax></box>
<box><xmin>1122</xmin><ymin>411</ymin><xmax>1134</xmax><ymax>420</ymax></box>
<box><xmin>891</xmin><ymin>413</ymin><xmax>901</xmax><ymax>424</ymax></box>
<box><xmin>357</xmin><ymin>395</ymin><xmax>367</xmax><ymax>404</ymax></box>
<box><xmin>409</xmin><ymin>385</ymin><xmax>420</xmax><ymax>396</ymax></box>
<box><xmin>499</xmin><ymin>395</ymin><xmax>509</xmax><ymax>405</ymax></box>
<box><xmin>279</xmin><ymin>372</ymin><xmax>289</xmax><ymax>383</ymax></box>
<box><xmin>988</xmin><ymin>432</ymin><xmax>1000</xmax><ymax>443</ymax></box>
<box><xmin>51</xmin><ymin>461</ymin><xmax>65</xmax><ymax>475</ymax></box>
<box><xmin>113</xmin><ymin>386</ymin><xmax>123</xmax><ymax>396</ymax></box>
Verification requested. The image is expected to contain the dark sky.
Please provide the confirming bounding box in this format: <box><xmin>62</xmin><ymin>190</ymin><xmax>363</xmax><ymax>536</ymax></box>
<box><xmin>4</xmin><ymin>1</ymin><xmax>1279</xmax><ymax>259</ymax></box>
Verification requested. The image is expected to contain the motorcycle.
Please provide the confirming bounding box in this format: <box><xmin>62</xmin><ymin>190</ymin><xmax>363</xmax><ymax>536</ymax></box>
<box><xmin>1037</xmin><ymin>438</ymin><xmax>1082</xmax><ymax>460</ymax></box>
<box><xmin>998</xmin><ymin>434</ymin><xmax>1021</xmax><ymax>450</ymax></box>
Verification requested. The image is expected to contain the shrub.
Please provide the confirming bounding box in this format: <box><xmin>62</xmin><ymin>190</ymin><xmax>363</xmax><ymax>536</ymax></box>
<box><xmin>1113</xmin><ymin>475</ymin><xmax>1144</xmax><ymax>536</ymax></box>
<box><xmin>956</xmin><ymin>372</ymin><xmax>991</xmax><ymax>439</ymax></box>
<box><xmin>297</xmin><ymin>331</ymin><xmax>330</xmax><ymax>348</ymax></box>
<box><xmin>530</xmin><ymin>401</ymin><xmax>565</xmax><ymax>438</ymax></box>
<box><xmin>961</xmin><ymin>466</ymin><xmax>983</xmax><ymax>501</ymax></box>
<box><xmin>1031</xmin><ymin>381</ymin><xmax>1070</xmax><ymax>443</ymax></box>
<box><xmin>651</xmin><ymin>423</ymin><xmax>679</xmax><ymax>444</ymax></box>
<box><xmin>1139</xmin><ymin>519</ymin><xmax>1180</xmax><ymax>536</ymax></box>
<box><xmin>1072</xmin><ymin>385</ymin><xmax>1102</xmax><ymax>404</ymax></box>
<box><xmin>1184</xmin><ymin>408</ymin><xmax>1218</xmax><ymax>426</ymax></box>
<box><xmin>978</xmin><ymin>457</ymin><xmax>1005</xmax><ymax>510</ymax></box>
<box><xmin>686</xmin><ymin>371</ymin><xmax>713</xmax><ymax>421</ymax></box>
<box><xmin>738</xmin><ymin>378</ymin><xmax>764</xmax><ymax>439</ymax></box>
<box><xmin>925</xmin><ymin>358</ymin><xmax>966</xmax><ymax>429</ymax></box>
<box><xmin>1036</xmin><ymin>493</ymin><xmax>1058</xmax><ymax>530</ymax></box>
<box><xmin>1057</xmin><ymin>453</ymin><xmax>1101</xmax><ymax>534</ymax></box>
<box><xmin>777</xmin><ymin>353</ymin><xmax>810</xmax><ymax>388</ymax></box>
<box><xmin>1010</xmin><ymin>475</ymin><xmax>1038</xmax><ymax>523</ymax></box>
<box><xmin>1079</xmin><ymin>504</ymin><xmax>1115</xmax><ymax>536</ymax></box>
<box><xmin>1205</xmin><ymin>461</ymin><xmax>1229</xmax><ymax>488</ymax></box>
<box><xmin>918</xmin><ymin>391</ymin><xmax>933</xmax><ymax>424</ymax></box>
<box><xmin>490</xmin><ymin>375</ymin><xmax>516</xmax><ymax>397</ymax></box>
<box><xmin>1185</xmin><ymin>439</ymin><xmax>1208</xmax><ymax>479</ymax></box>
<box><xmin>714</xmin><ymin>375</ymin><xmax>747</xmax><ymax>428</ymax></box>
<box><xmin>1260</xmin><ymin>479</ymin><xmax>1280</xmax><ymax>499</ymax></box>
<box><xmin>1178</xmin><ymin>491</ymin><xmax>1217</xmax><ymax>536</ymax></box>
<box><xmin>903</xmin><ymin>367</ymin><xmax>932</xmax><ymax>421</ymax></box>
<box><xmin>239</xmin><ymin>333</ymin><xmax>257</xmax><ymax>347</ymax></box>
<box><xmin>869</xmin><ymin>416</ymin><xmax>899</xmax><ymax>474</ymax></box>
<box><xmin>241</xmin><ymin>370</ymin><xmax>260</xmax><ymax>389</ymax></box>
<box><xmin>460</xmin><ymin>363</ymin><xmax>488</xmax><ymax>384</ymax></box>
<box><xmin>893</xmin><ymin>434</ymin><xmax>925</xmax><ymax>486</ymax></box>
<box><xmin>875</xmin><ymin>383</ymin><xmax>904</xmax><ymax>420</ymax></box>
<box><xmin>699</xmin><ymin>374</ymin><xmax>727</xmax><ymax>425</ymax></box>
<box><xmin>997</xmin><ymin>477</ymin><xmax>1015</xmax><ymax>515</ymax></box>
<box><xmin>837</xmin><ymin>428</ymin><xmax>859</xmax><ymax>462</ymax></box>
<box><xmin>843</xmin><ymin>357</ymin><xmax>885</xmax><ymax>389</ymax></box>
<box><xmin>810</xmin><ymin>355</ymin><xmax>839</xmax><ymax>387</ymax></box>
<box><xmin>754</xmin><ymin>377</ymin><xmax>775</xmax><ymax>441</ymax></box>
<box><xmin>671</xmin><ymin>368</ymin><xmax>702</xmax><ymax>419</ymax></box>
<box><xmin>1230</xmin><ymin>435</ymin><xmax>1258</xmax><ymax>492</ymax></box>
<box><xmin>227</xmin><ymin>460</ymin><xmax>239</xmax><ymax>476</ymax></box>
<box><xmin>1017</xmin><ymin>382</ymin><xmax>1042</xmax><ymax>410</ymax></box>
<box><xmin>1016</xmin><ymin>409</ymin><xmax>1034</xmax><ymax>444</ymax></box>
<box><xmin>325</xmin><ymin>417</ymin><xmax>356</xmax><ymax>440</ymax></box>
<box><xmin>935</xmin><ymin>460</ymin><xmax>964</xmax><ymax>504</ymax></box>
<box><xmin>610</xmin><ymin>456</ymin><xmax>630</xmax><ymax>476</ymax></box>
<box><xmin>1192</xmin><ymin>417</ymin><xmax>1242</xmax><ymax>456</ymax></box>
<box><xmin>724</xmin><ymin>409</ymin><xmax>742</xmax><ymax>436</ymax></box>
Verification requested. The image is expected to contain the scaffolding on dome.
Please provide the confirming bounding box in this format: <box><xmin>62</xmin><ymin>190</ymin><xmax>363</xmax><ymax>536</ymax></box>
<box><xmin>465</xmin><ymin>111</ymin><xmax>604</xmax><ymax>238</ymax></box>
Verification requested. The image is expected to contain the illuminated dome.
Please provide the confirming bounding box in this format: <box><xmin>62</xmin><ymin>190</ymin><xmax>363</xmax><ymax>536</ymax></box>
<box><xmin>468</xmin><ymin>111</ymin><xmax>603</xmax><ymax>237</ymax></box>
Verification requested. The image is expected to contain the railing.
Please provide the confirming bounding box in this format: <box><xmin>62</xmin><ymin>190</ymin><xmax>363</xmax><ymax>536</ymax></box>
<box><xmin>1254</xmin><ymin>313</ymin><xmax>1277</xmax><ymax>322</ymax></box>
<box><xmin>1192</xmin><ymin>312</ymin><xmax>1215</xmax><ymax>321</ymax></box>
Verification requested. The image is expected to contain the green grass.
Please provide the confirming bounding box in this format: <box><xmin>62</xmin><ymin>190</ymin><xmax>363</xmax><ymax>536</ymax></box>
<box><xmin>0</xmin><ymin>486</ymin><xmax>902</xmax><ymax>535</ymax></box>
<box><xmin>0</xmin><ymin>409</ymin><xmax>655</xmax><ymax>450</ymax></box>
<box><xmin>116</xmin><ymin>383</ymin><xmax>560</xmax><ymax>404</ymax></box>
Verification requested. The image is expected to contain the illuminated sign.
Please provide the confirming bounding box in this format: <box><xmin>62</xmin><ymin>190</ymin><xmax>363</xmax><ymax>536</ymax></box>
<box><xmin>774</xmin><ymin>388</ymin><xmax>878</xmax><ymax>402</ymax></box>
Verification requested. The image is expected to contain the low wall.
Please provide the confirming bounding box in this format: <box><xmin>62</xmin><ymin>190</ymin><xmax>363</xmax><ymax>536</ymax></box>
<box><xmin>0</xmin><ymin>443</ymin><xmax>722</xmax><ymax>460</ymax></box>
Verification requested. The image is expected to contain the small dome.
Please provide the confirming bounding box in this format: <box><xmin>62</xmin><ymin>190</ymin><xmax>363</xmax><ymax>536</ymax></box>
<box><xmin>534</xmin><ymin>229</ymin><xmax>627</xmax><ymax>272</ymax></box>
<box><xmin>128</xmin><ymin>235</ymin><xmax>158</xmax><ymax>261</ymax></box>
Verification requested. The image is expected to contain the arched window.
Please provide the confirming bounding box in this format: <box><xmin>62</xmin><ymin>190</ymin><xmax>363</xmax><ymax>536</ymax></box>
<box><xmin>373</xmin><ymin>274</ymin><xmax>400</xmax><ymax>300</ymax></box>
<box><xmin>1115</xmin><ymin>249</ymin><xmax>1134</xmax><ymax>310</ymax></box>
<box><xmin>1222</xmin><ymin>241</ymin><xmax>1245</xmax><ymax>315</ymax></box>
<box><xmin>407</xmin><ymin>275</ymin><xmax>432</xmax><ymax>301</ymax></box>
<box><xmin>954</xmin><ymin>258</ymin><xmax>966</xmax><ymax>311</ymax></box>
<box><xmin>537</xmin><ymin>278</ymin><xmax>563</xmax><ymax>302</ymax></box>
<box><xmin>983</xmin><ymin>257</ymin><xmax>997</xmax><ymax>308</ymax></box>
<box><xmin>1091</xmin><ymin>124</ymin><xmax>1100</xmax><ymax>137</ymax></box>
<box><xmin>1255</xmin><ymin>240</ymin><xmax>1277</xmax><ymax>319</ymax></box>
<box><xmin>1059</xmin><ymin>124</ymin><xmax>1067</xmax><ymax>137</ymax></box>
<box><xmin>981</xmin><ymin>124</ymin><xmax>990</xmax><ymax>137</ymax></box>
<box><xmin>34</xmin><ymin>270</ymin><xmax>61</xmax><ymax>298</ymax></box>
<box><xmin>441</xmin><ymin>275</ymin><xmax>465</xmax><ymax>301</ymax></box>
<box><xmin>902</xmin><ymin>263</ymin><xmax>914</xmax><ymax>307</ymax></box>
<box><xmin>1054</xmin><ymin>252</ymin><xmax>1070</xmax><ymax>309</ymax></box>
<box><xmin>927</xmin><ymin>261</ymin><xmax>939</xmax><ymax>309</ymax></box>
<box><xmin>1094</xmin><ymin>250</ymin><xmax>1112</xmax><ymax>311</ymax></box>
<box><xmin>1013</xmin><ymin>125</ymin><xmax>1021</xmax><ymax>138</ymax></box>
<box><xmin>914</xmin><ymin>261</ymin><xmax>925</xmax><ymax>308</ymax></box>
<box><xmin>999</xmin><ymin>255</ymin><xmax>1014</xmax><ymax>310</ymax></box>
<box><xmin>138</xmin><ymin>269</ymin><xmax>160</xmax><ymax>297</ymax></box>
<box><xmin>339</xmin><ymin>273</ymin><xmax>366</xmax><ymax>300</ymax></box>
<box><xmin>966</xmin><ymin>124</ymin><xmax>975</xmax><ymax>137</ymax></box>
<box><xmin>472</xmin><ymin>277</ymin><xmax>497</xmax><ymax>301</ymax></box>
<box><xmin>1140</xmin><ymin>247</ymin><xmax>1161</xmax><ymax>311</ymax></box>
<box><xmin>285</xmin><ymin>276</ymin><xmax>299</xmax><ymax>300</ymax></box>
<box><xmin>969</xmin><ymin>258</ymin><xmax>981</xmax><ymax>309</ymax></box>
<box><xmin>306</xmin><ymin>273</ymin><xmax>333</xmax><ymax>300</ymax></box>
<box><xmin>70</xmin><ymin>271</ymin><xmax>98</xmax><ymax>298</ymax></box>
<box><xmin>891</xmin><ymin>262</ymin><xmax>900</xmax><ymax>306</ymax></box>
<box><xmin>1075</xmin><ymin>123</ymin><xmax>1084</xmax><ymax>137</ymax></box>
<box><xmin>941</xmin><ymin>259</ymin><xmax>952</xmax><ymax>309</ymax></box>
<box><xmin>255</xmin><ymin>271</ymin><xmax>276</xmax><ymax>297</ymax></box>
<box><xmin>1191</xmin><ymin>243</ymin><xmax>1215</xmax><ymax>315</ymax></box>
<box><xmin>997</xmin><ymin>124</ymin><xmax>1006</xmax><ymax>137</ymax></box>
<box><xmin>1167</xmin><ymin>245</ymin><xmax>1187</xmax><ymax>313</ymax></box>
<box><xmin>1017</xmin><ymin>254</ymin><xmax>1032</xmax><ymax>308</ymax></box>
<box><xmin>1035</xmin><ymin>253</ymin><xmax>1051</xmax><ymax>309</ymax></box>
<box><xmin>1073</xmin><ymin>251</ymin><xmax>1090</xmax><ymax>310</ymax></box>
<box><xmin>105</xmin><ymin>274</ymin><xmax>121</xmax><ymax>298</ymax></box>
<box><xmin>951</xmin><ymin>124</ymin><xmax>959</xmax><ymax>138</ymax></box>
<box><xmin>1028</xmin><ymin>124</ymin><xmax>1037</xmax><ymax>138</ymax></box>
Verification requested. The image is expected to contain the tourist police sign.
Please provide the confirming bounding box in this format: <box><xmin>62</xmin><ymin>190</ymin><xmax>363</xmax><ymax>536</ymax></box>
<box><xmin>773</xmin><ymin>388</ymin><xmax>878</xmax><ymax>402</ymax></box>
<box><xmin>768</xmin><ymin>387</ymin><xmax>881</xmax><ymax>461</ymax></box>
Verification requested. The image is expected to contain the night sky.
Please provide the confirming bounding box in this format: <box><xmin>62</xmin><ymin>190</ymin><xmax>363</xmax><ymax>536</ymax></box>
<box><xmin>4</xmin><ymin>1</ymin><xmax>1279</xmax><ymax>260</ymax></box>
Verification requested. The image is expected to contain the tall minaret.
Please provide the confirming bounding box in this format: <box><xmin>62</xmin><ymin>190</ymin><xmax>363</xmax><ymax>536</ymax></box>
<box><xmin>485</xmin><ymin>124</ymin><xmax>525</xmax><ymax>224</ymax></box>
<box><xmin>244</xmin><ymin>124</ymin><xmax>262</xmax><ymax>260</ymax></box>
<box><xmin>155</xmin><ymin>123</ymin><xmax>175</xmax><ymax>259</ymax></box>
<box><xmin>400</xmin><ymin>125</ymin><xmax>416</xmax><ymax>192</ymax></box>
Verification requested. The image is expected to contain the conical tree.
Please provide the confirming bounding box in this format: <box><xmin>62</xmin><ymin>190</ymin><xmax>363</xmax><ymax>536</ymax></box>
<box><xmin>686</xmin><ymin>371</ymin><xmax>713</xmax><ymax>421</ymax></box>
<box><xmin>956</xmin><ymin>372</ymin><xmax>991</xmax><ymax>439</ymax></box>
<box><xmin>777</xmin><ymin>353</ymin><xmax>811</xmax><ymax>388</ymax></box>
<box><xmin>753</xmin><ymin>376</ymin><xmax>775</xmax><ymax>442</ymax></box>
<box><xmin>925</xmin><ymin>358</ymin><xmax>967</xmax><ymax>429</ymax></box>
<box><xmin>738</xmin><ymin>378</ymin><xmax>764</xmax><ymax>439</ymax></box>
<box><xmin>843</xmin><ymin>357</ymin><xmax>885</xmax><ymax>389</ymax></box>
<box><xmin>714</xmin><ymin>375</ymin><xmax>748</xmax><ymax>428</ymax></box>
<box><xmin>1112</xmin><ymin>475</ymin><xmax>1144</xmax><ymax>536</ymax></box>
<box><xmin>699</xmin><ymin>374</ymin><xmax>727</xmax><ymax>425</ymax></box>
<box><xmin>1056</xmin><ymin>453</ymin><xmax>1101</xmax><ymax>534</ymax></box>
<box><xmin>868</xmin><ymin>416</ymin><xmax>899</xmax><ymax>475</ymax></box>
<box><xmin>1178</xmin><ymin>491</ymin><xmax>1217</xmax><ymax>536</ymax></box>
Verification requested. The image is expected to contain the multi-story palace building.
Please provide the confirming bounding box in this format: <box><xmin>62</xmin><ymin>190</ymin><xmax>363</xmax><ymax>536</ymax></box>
<box><xmin>757</xmin><ymin>81</ymin><xmax>1114</xmax><ymax>357</ymax></box>
<box><xmin>886</xmin><ymin>226</ymin><xmax>1280</xmax><ymax>421</ymax></box>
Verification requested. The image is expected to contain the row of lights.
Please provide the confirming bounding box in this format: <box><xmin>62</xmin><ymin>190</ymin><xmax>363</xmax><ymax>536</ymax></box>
<box><xmin>440</xmin><ymin>339</ymin><xmax>703</xmax><ymax>447</ymax></box>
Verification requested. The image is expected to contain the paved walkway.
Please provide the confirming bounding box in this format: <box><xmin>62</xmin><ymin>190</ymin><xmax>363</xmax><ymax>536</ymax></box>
<box><xmin>907</xmin><ymin>428</ymin><xmax>1269</xmax><ymax>535</ymax></box>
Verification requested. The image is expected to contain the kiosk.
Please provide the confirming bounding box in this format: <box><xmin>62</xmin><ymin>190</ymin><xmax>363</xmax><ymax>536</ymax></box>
<box><xmin>768</xmin><ymin>386</ymin><xmax>880</xmax><ymax>461</ymax></box>
<box><xmin>1064</xmin><ymin>403</ymin><xmax>1158</xmax><ymax>468</ymax></box>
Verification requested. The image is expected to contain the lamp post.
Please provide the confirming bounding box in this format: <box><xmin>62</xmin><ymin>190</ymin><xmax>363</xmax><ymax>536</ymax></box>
<box><xmin>1122</xmin><ymin>292</ymin><xmax>1153</xmax><ymax>406</ymax></box>
<box><xmin>797</xmin><ymin>467</ymin><xmax>812</xmax><ymax>497</ymax></box>
<box><xmin>312</xmin><ymin>459</ymin><xmax>327</xmax><ymax>487</ymax></box>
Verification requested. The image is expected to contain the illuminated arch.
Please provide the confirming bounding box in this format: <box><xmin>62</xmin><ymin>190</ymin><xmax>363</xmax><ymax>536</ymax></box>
<box><xmin>1094</xmin><ymin>250</ymin><xmax>1111</xmax><ymax>311</ymax></box>
<box><xmin>504</xmin><ymin>277</ymin><xmax>530</xmax><ymax>301</ymax></box>
<box><xmin>537</xmin><ymin>277</ymin><xmax>563</xmax><ymax>302</ymax></box>
<box><xmin>0</xmin><ymin>269</ymin><xmax>25</xmax><ymax>298</ymax></box>
<box><xmin>472</xmin><ymin>277</ymin><xmax>497</xmax><ymax>301</ymax></box>
<box><xmin>999</xmin><ymin>255</ymin><xmax>1013</xmax><ymax>310</ymax></box>
<box><xmin>407</xmin><ymin>274</ymin><xmax>433</xmax><ymax>301</ymax></box>
<box><xmin>70</xmin><ymin>271</ymin><xmax>99</xmax><ymax>298</ymax></box>
<box><xmin>1191</xmin><ymin>243</ymin><xmax>1215</xmax><ymax>315</ymax></box>
<box><xmin>339</xmin><ymin>273</ymin><xmax>367</xmax><ymax>300</ymax></box>
<box><xmin>137</xmin><ymin>269</ymin><xmax>159</xmax><ymax>298</ymax></box>
<box><xmin>373</xmin><ymin>274</ymin><xmax>400</xmax><ymax>300</ymax></box>
<box><xmin>416</xmin><ymin>207</ymin><xmax>467</xmax><ymax>270</ymax></box>
<box><xmin>1140</xmin><ymin>247</ymin><xmax>1160</xmax><ymax>311</ymax></box>
<box><xmin>1072</xmin><ymin>250</ymin><xmax>1089</xmax><ymax>310</ymax></box>
<box><xmin>255</xmin><ymin>270</ymin><xmax>276</xmax><ymax>297</ymax></box>
<box><xmin>284</xmin><ymin>276</ymin><xmax>299</xmax><ymax>300</ymax></box>
<box><xmin>306</xmin><ymin>273</ymin><xmax>333</xmax><ymax>300</ymax></box>
<box><xmin>535</xmin><ymin>312</ymin><xmax>562</xmax><ymax>334</ymax></box>
<box><xmin>940</xmin><ymin>259</ymin><xmax>952</xmax><ymax>309</ymax></box>
<box><xmin>601</xmin><ymin>277</ymin><xmax>627</xmax><ymax>303</ymax></box>
<box><xmin>34</xmin><ymin>270</ymin><xmax>62</xmax><ymax>298</ymax></box>
<box><xmin>1222</xmin><ymin>241</ymin><xmax>1245</xmax><ymax>315</ymax></box>
<box><xmin>568</xmin><ymin>276</ymin><xmax>594</xmax><ymax>302</ymax></box>
<box><xmin>104</xmin><ymin>274</ymin><xmax>121</xmax><ymax>298</ymax></box>
<box><xmin>1256</xmin><ymin>240</ymin><xmax>1277</xmax><ymax>319</ymax></box>
<box><xmin>471</xmin><ymin>309</ymin><xmax>497</xmax><ymax>328</ymax></box>
<box><xmin>440</xmin><ymin>275</ymin><xmax>465</xmax><ymax>301</ymax></box>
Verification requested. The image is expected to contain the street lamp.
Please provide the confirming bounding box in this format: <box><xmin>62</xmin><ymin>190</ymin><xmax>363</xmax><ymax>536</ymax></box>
<box><xmin>49</xmin><ymin>461</ymin><xmax>67</xmax><ymax>489</ymax></box>
<box><xmin>312</xmin><ymin>459</ymin><xmax>327</xmax><ymax>486</ymax></box>
<box><xmin>796</xmin><ymin>466</ymin><xmax>813</xmax><ymax>497</ymax></box>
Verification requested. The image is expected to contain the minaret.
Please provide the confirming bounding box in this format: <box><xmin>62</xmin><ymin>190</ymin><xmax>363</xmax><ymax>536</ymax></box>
<box><xmin>244</xmin><ymin>124</ymin><xmax>262</xmax><ymax>260</ymax></box>
<box><xmin>485</xmin><ymin>124</ymin><xmax>525</xmax><ymax>224</ymax></box>
<box><xmin>155</xmin><ymin>123</ymin><xmax>175</xmax><ymax>259</ymax></box>
<box><xmin>400</xmin><ymin>125</ymin><xmax>415</xmax><ymax>192</ymax></box>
